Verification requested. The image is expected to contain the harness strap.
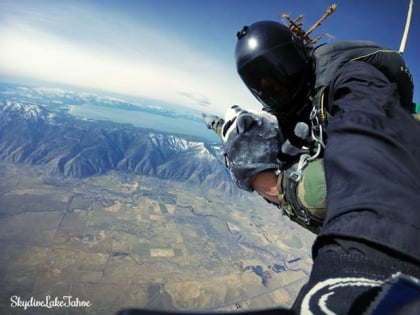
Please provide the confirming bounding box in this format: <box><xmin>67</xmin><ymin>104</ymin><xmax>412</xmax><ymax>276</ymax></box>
<box><xmin>278</xmin><ymin>154</ymin><xmax>323</xmax><ymax>233</ymax></box>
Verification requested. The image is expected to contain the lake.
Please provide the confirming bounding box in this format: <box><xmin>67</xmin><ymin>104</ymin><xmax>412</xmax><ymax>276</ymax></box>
<box><xmin>69</xmin><ymin>103</ymin><xmax>219</xmax><ymax>142</ymax></box>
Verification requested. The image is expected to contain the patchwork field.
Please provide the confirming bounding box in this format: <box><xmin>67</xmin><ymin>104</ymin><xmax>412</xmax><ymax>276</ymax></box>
<box><xmin>0</xmin><ymin>162</ymin><xmax>315</xmax><ymax>315</ymax></box>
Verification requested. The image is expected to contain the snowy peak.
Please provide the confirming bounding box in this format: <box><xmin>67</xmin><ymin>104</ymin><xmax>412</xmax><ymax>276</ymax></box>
<box><xmin>1</xmin><ymin>100</ymin><xmax>56</xmax><ymax>123</ymax></box>
<box><xmin>0</xmin><ymin>98</ymin><xmax>237</xmax><ymax>195</ymax></box>
<box><xmin>147</xmin><ymin>133</ymin><xmax>219</xmax><ymax>161</ymax></box>
<box><xmin>0</xmin><ymin>84</ymin><xmax>201</xmax><ymax>122</ymax></box>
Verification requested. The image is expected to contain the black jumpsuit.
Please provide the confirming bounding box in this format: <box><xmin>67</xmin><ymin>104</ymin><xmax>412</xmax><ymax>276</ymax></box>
<box><xmin>292</xmin><ymin>61</ymin><xmax>420</xmax><ymax>314</ymax></box>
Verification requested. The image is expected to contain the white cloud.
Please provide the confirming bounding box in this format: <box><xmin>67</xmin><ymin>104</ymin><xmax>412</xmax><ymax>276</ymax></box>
<box><xmin>0</xmin><ymin>5</ymin><xmax>260</xmax><ymax>116</ymax></box>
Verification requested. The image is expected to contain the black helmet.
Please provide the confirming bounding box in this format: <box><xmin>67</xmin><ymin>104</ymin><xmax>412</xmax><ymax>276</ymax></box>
<box><xmin>235</xmin><ymin>21</ymin><xmax>313</xmax><ymax>116</ymax></box>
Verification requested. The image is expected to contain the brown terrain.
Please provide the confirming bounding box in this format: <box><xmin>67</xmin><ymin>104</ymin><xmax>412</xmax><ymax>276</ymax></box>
<box><xmin>0</xmin><ymin>162</ymin><xmax>315</xmax><ymax>315</ymax></box>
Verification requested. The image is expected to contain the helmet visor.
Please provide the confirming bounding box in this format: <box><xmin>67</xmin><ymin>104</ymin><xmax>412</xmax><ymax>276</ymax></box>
<box><xmin>239</xmin><ymin>57</ymin><xmax>291</xmax><ymax>113</ymax></box>
<box><xmin>238</xmin><ymin>45</ymin><xmax>309</xmax><ymax>114</ymax></box>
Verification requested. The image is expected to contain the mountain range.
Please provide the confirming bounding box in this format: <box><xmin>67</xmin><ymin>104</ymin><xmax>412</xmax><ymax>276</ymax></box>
<box><xmin>0</xmin><ymin>92</ymin><xmax>241</xmax><ymax>195</ymax></box>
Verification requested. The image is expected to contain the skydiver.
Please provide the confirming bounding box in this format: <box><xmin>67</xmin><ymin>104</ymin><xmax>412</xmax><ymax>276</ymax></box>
<box><xmin>117</xmin><ymin>17</ymin><xmax>420</xmax><ymax>315</ymax></box>
<box><xmin>220</xmin><ymin>20</ymin><xmax>420</xmax><ymax>313</ymax></box>
<box><xmin>204</xmin><ymin>104</ymin><xmax>420</xmax><ymax>234</ymax></box>
<box><xmin>203</xmin><ymin>106</ymin><xmax>326</xmax><ymax>234</ymax></box>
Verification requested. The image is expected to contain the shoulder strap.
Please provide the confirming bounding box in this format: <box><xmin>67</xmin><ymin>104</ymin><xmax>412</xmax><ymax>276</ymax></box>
<box><xmin>314</xmin><ymin>41</ymin><xmax>414</xmax><ymax>112</ymax></box>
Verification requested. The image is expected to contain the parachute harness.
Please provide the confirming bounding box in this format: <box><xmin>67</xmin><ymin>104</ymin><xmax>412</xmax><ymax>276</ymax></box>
<box><xmin>277</xmin><ymin>106</ymin><xmax>325</xmax><ymax>231</ymax></box>
<box><xmin>308</xmin><ymin>105</ymin><xmax>326</xmax><ymax>161</ymax></box>
<box><xmin>282</xmin><ymin>2</ymin><xmax>333</xmax><ymax>165</ymax></box>
<box><xmin>268</xmin><ymin>5</ymin><xmax>338</xmax><ymax>231</ymax></box>
<box><xmin>277</xmin><ymin>155</ymin><xmax>322</xmax><ymax>234</ymax></box>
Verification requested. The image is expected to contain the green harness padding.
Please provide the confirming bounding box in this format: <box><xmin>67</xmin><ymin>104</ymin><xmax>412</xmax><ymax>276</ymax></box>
<box><xmin>279</xmin><ymin>158</ymin><xmax>326</xmax><ymax>233</ymax></box>
<box><xmin>297</xmin><ymin>159</ymin><xmax>326</xmax><ymax>219</ymax></box>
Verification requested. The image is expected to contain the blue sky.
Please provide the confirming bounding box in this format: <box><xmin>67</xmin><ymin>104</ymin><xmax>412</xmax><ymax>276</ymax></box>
<box><xmin>0</xmin><ymin>0</ymin><xmax>418</xmax><ymax>115</ymax></box>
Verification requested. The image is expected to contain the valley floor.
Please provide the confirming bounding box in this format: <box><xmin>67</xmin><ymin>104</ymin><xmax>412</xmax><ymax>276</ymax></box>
<box><xmin>0</xmin><ymin>162</ymin><xmax>315</xmax><ymax>315</ymax></box>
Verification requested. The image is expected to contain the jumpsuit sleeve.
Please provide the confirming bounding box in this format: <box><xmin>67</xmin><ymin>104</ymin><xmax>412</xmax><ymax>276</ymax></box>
<box><xmin>318</xmin><ymin>60</ymin><xmax>420</xmax><ymax>261</ymax></box>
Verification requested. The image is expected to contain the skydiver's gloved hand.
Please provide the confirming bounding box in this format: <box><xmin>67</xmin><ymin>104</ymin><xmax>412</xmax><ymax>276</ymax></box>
<box><xmin>278</xmin><ymin>121</ymin><xmax>312</xmax><ymax>162</ymax></box>
<box><xmin>220</xmin><ymin>105</ymin><xmax>285</xmax><ymax>191</ymax></box>
<box><xmin>202</xmin><ymin>113</ymin><xmax>224</xmax><ymax>136</ymax></box>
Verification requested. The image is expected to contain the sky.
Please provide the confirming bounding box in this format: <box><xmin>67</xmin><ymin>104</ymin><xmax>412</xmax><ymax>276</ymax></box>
<box><xmin>0</xmin><ymin>0</ymin><xmax>419</xmax><ymax>116</ymax></box>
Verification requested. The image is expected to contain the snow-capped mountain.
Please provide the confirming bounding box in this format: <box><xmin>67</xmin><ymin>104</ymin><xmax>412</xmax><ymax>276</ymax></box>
<box><xmin>0</xmin><ymin>98</ymin><xmax>239</xmax><ymax>195</ymax></box>
<box><xmin>0</xmin><ymin>84</ymin><xmax>201</xmax><ymax>121</ymax></box>
<box><xmin>1</xmin><ymin>100</ymin><xmax>57</xmax><ymax>123</ymax></box>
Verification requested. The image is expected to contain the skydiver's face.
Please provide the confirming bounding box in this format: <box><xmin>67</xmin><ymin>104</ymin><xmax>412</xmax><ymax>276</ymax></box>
<box><xmin>251</xmin><ymin>170</ymin><xmax>283</xmax><ymax>205</ymax></box>
<box><xmin>220</xmin><ymin>106</ymin><xmax>283</xmax><ymax>204</ymax></box>
<box><xmin>220</xmin><ymin>104</ymin><xmax>286</xmax><ymax>192</ymax></box>
<box><xmin>248</xmin><ymin>77</ymin><xmax>292</xmax><ymax>116</ymax></box>
<box><xmin>259</xmin><ymin>77</ymin><xmax>288</xmax><ymax>97</ymax></box>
